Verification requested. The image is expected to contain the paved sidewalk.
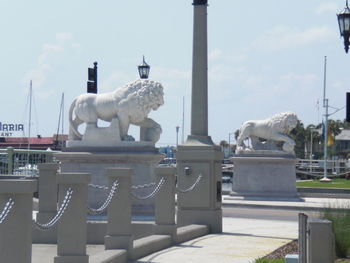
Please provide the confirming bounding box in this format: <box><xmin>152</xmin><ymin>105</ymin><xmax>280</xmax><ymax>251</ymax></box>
<box><xmin>223</xmin><ymin>195</ymin><xmax>350</xmax><ymax>210</ymax></box>
<box><xmin>32</xmin><ymin>196</ymin><xmax>350</xmax><ymax>263</ymax></box>
<box><xmin>134</xmin><ymin>217</ymin><xmax>298</xmax><ymax>263</ymax></box>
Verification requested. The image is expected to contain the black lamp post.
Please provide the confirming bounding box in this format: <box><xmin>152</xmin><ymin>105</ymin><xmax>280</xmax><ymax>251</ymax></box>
<box><xmin>138</xmin><ymin>56</ymin><xmax>150</xmax><ymax>79</ymax></box>
<box><xmin>337</xmin><ymin>0</ymin><xmax>350</xmax><ymax>53</ymax></box>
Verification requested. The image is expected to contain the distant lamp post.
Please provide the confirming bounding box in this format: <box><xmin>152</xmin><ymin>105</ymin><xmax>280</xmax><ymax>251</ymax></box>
<box><xmin>176</xmin><ymin>126</ymin><xmax>180</xmax><ymax>147</ymax></box>
<box><xmin>228</xmin><ymin>132</ymin><xmax>235</xmax><ymax>157</ymax></box>
<box><xmin>337</xmin><ymin>0</ymin><xmax>350</xmax><ymax>53</ymax></box>
<box><xmin>138</xmin><ymin>56</ymin><xmax>150</xmax><ymax>79</ymax></box>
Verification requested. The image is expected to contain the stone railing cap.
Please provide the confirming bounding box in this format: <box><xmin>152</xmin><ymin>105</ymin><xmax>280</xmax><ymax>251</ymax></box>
<box><xmin>0</xmin><ymin>179</ymin><xmax>38</xmax><ymax>193</ymax></box>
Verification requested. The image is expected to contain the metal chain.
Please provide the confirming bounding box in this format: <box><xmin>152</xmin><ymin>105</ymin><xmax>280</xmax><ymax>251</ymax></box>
<box><xmin>88</xmin><ymin>183</ymin><xmax>108</xmax><ymax>191</ymax></box>
<box><xmin>0</xmin><ymin>198</ymin><xmax>14</xmax><ymax>224</ymax></box>
<box><xmin>296</xmin><ymin>169</ymin><xmax>350</xmax><ymax>177</ymax></box>
<box><xmin>132</xmin><ymin>182</ymin><xmax>156</xmax><ymax>189</ymax></box>
<box><xmin>87</xmin><ymin>180</ymin><xmax>119</xmax><ymax>215</ymax></box>
<box><xmin>176</xmin><ymin>174</ymin><xmax>203</xmax><ymax>193</ymax></box>
<box><xmin>131</xmin><ymin>177</ymin><xmax>165</xmax><ymax>200</ymax></box>
<box><xmin>32</xmin><ymin>188</ymin><xmax>73</xmax><ymax>231</ymax></box>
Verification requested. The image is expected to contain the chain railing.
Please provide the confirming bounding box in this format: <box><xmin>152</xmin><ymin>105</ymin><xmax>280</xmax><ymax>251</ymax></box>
<box><xmin>0</xmin><ymin>198</ymin><xmax>14</xmax><ymax>224</ymax></box>
<box><xmin>132</xmin><ymin>182</ymin><xmax>156</xmax><ymax>189</ymax></box>
<box><xmin>296</xmin><ymin>169</ymin><xmax>350</xmax><ymax>178</ymax></box>
<box><xmin>32</xmin><ymin>188</ymin><xmax>73</xmax><ymax>231</ymax></box>
<box><xmin>87</xmin><ymin>180</ymin><xmax>119</xmax><ymax>215</ymax></box>
<box><xmin>176</xmin><ymin>174</ymin><xmax>203</xmax><ymax>193</ymax></box>
<box><xmin>131</xmin><ymin>177</ymin><xmax>165</xmax><ymax>200</ymax></box>
<box><xmin>88</xmin><ymin>183</ymin><xmax>108</xmax><ymax>191</ymax></box>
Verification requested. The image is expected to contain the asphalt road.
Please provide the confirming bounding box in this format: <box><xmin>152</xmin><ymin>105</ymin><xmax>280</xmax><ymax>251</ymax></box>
<box><xmin>223</xmin><ymin>206</ymin><xmax>320</xmax><ymax>221</ymax></box>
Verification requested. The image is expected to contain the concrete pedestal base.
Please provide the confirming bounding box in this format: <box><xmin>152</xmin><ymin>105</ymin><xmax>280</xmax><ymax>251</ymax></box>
<box><xmin>104</xmin><ymin>235</ymin><xmax>133</xmax><ymax>251</ymax></box>
<box><xmin>176</xmin><ymin>141</ymin><xmax>223</xmax><ymax>233</ymax></box>
<box><xmin>54</xmin><ymin>255</ymin><xmax>89</xmax><ymax>263</ymax></box>
<box><xmin>177</xmin><ymin>209</ymin><xmax>222</xmax><ymax>233</ymax></box>
<box><xmin>231</xmin><ymin>154</ymin><xmax>298</xmax><ymax>198</ymax></box>
<box><xmin>55</xmin><ymin>147</ymin><xmax>163</xmax><ymax>216</ymax></box>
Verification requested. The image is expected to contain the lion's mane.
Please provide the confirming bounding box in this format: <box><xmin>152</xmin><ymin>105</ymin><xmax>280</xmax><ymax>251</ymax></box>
<box><xmin>116</xmin><ymin>79</ymin><xmax>164</xmax><ymax>123</ymax></box>
<box><xmin>267</xmin><ymin>112</ymin><xmax>298</xmax><ymax>136</ymax></box>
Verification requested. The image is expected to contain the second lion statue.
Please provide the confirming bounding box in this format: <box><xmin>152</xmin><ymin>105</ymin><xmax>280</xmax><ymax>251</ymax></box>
<box><xmin>69</xmin><ymin>79</ymin><xmax>164</xmax><ymax>143</ymax></box>
<box><xmin>236</xmin><ymin>112</ymin><xmax>298</xmax><ymax>153</ymax></box>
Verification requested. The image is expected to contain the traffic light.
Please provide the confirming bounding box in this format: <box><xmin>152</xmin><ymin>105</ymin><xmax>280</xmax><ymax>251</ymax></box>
<box><xmin>87</xmin><ymin>62</ymin><xmax>97</xmax><ymax>93</ymax></box>
<box><xmin>347</xmin><ymin>92</ymin><xmax>350</xmax><ymax>122</ymax></box>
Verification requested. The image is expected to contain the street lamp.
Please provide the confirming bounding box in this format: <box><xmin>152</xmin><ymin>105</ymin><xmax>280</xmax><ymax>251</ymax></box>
<box><xmin>337</xmin><ymin>0</ymin><xmax>350</xmax><ymax>53</ymax></box>
<box><xmin>176</xmin><ymin>126</ymin><xmax>180</xmax><ymax>147</ymax></box>
<box><xmin>138</xmin><ymin>56</ymin><xmax>150</xmax><ymax>79</ymax></box>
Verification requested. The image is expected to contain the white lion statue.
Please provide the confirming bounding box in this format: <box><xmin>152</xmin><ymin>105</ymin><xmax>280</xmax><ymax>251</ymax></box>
<box><xmin>236</xmin><ymin>112</ymin><xmax>298</xmax><ymax>153</ymax></box>
<box><xmin>69</xmin><ymin>79</ymin><xmax>164</xmax><ymax>143</ymax></box>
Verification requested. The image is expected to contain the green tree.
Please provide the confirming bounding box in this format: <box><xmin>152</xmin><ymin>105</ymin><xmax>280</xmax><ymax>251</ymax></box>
<box><xmin>219</xmin><ymin>140</ymin><xmax>229</xmax><ymax>148</ymax></box>
<box><xmin>290</xmin><ymin>120</ymin><xmax>306</xmax><ymax>158</ymax></box>
<box><xmin>234</xmin><ymin>129</ymin><xmax>240</xmax><ymax>141</ymax></box>
<box><xmin>304</xmin><ymin>124</ymin><xmax>322</xmax><ymax>159</ymax></box>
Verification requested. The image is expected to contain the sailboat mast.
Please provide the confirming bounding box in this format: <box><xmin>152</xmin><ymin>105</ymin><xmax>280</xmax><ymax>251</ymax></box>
<box><xmin>55</xmin><ymin>93</ymin><xmax>65</xmax><ymax>150</ymax></box>
<box><xmin>61</xmin><ymin>93</ymin><xmax>64</xmax><ymax>136</ymax></box>
<box><xmin>27</xmin><ymin>80</ymin><xmax>32</xmax><ymax>151</ymax></box>
<box><xmin>182</xmin><ymin>96</ymin><xmax>185</xmax><ymax>144</ymax></box>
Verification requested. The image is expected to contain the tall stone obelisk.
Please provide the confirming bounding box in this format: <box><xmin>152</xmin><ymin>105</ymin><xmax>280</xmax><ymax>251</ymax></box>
<box><xmin>176</xmin><ymin>0</ymin><xmax>223</xmax><ymax>233</ymax></box>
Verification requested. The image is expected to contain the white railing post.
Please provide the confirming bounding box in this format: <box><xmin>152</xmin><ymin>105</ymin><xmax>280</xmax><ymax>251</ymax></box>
<box><xmin>104</xmin><ymin>168</ymin><xmax>133</xmax><ymax>252</ymax></box>
<box><xmin>154</xmin><ymin>167</ymin><xmax>177</xmax><ymax>241</ymax></box>
<box><xmin>307</xmin><ymin>219</ymin><xmax>335</xmax><ymax>263</ymax></box>
<box><xmin>36</xmin><ymin>163</ymin><xmax>59</xmax><ymax>223</ymax></box>
<box><xmin>0</xmin><ymin>179</ymin><xmax>37</xmax><ymax>263</ymax></box>
<box><xmin>54</xmin><ymin>173</ymin><xmax>90</xmax><ymax>263</ymax></box>
<box><xmin>298</xmin><ymin>213</ymin><xmax>308</xmax><ymax>263</ymax></box>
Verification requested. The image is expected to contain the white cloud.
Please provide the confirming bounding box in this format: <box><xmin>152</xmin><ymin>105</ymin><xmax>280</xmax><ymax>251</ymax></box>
<box><xmin>209</xmin><ymin>49</ymin><xmax>223</xmax><ymax>61</ymax></box>
<box><xmin>252</xmin><ymin>26</ymin><xmax>334</xmax><ymax>51</ymax></box>
<box><xmin>22</xmin><ymin>32</ymin><xmax>80</xmax><ymax>88</ymax></box>
<box><xmin>100</xmin><ymin>71</ymin><xmax>133</xmax><ymax>92</ymax></box>
<box><xmin>22</xmin><ymin>64</ymin><xmax>50</xmax><ymax>88</ymax></box>
<box><xmin>152</xmin><ymin>66</ymin><xmax>190</xmax><ymax>80</ymax></box>
<box><xmin>315</xmin><ymin>2</ymin><xmax>339</xmax><ymax>14</ymax></box>
<box><xmin>56</xmin><ymin>32</ymin><xmax>73</xmax><ymax>41</ymax></box>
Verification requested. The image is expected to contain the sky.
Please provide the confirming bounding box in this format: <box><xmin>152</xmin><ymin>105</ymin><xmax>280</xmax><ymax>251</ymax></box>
<box><xmin>1</xmin><ymin>0</ymin><xmax>349</xmax><ymax>146</ymax></box>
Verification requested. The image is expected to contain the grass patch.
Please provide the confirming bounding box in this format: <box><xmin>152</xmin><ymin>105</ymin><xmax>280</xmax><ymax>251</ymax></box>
<box><xmin>255</xmin><ymin>258</ymin><xmax>284</xmax><ymax>263</ymax></box>
<box><xmin>322</xmin><ymin>205</ymin><xmax>350</xmax><ymax>258</ymax></box>
<box><xmin>297</xmin><ymin>178</ymin><xmax>350</xmax><ymax>189</ymax></box>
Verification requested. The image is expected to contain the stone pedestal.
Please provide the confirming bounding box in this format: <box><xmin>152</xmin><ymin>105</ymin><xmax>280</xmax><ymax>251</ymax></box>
<box><xmin>55</xmin><ymin>146</ymin><xmax>163</xmax><ymax>216</ymax></box>
<box><xmin>176</xmin><ymin>143</ymin><xmax>223</xmax><ymax>233</ymax></box>
<box><xmin>230</xmin><ymin>154</ymin><xmax>298</xmax><ymax>198</ymax></box>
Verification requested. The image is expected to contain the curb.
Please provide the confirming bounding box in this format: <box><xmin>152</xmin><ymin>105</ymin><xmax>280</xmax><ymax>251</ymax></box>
<box><xmin>221</xmin><ymin>202</ymin><xmax>325</xmax><ymax>211</ymax></box>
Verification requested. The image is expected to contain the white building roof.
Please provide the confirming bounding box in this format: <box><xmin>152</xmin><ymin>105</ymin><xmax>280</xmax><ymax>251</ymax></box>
<box><xmin>335</xmin><ymin>129</ymin><xmax>350</xmax><ymax>141</ymax></box>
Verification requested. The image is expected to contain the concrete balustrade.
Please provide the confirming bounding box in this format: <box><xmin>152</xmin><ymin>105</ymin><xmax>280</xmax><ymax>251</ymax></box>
<box><xmin>104</xmin><ymin>168</ymin><xmax>133</xmax><ymax>253</ymax></box>
<box><xmin>154</xmin><ymin>167</ymin><xmax>177</xmax><ymax>240</ymax></box>
<box><xmin>54</xmin><ymin>173</ymin><xmax>91</xmax><ymax>263</ymax></box>
<box><xmin>37</xmin><ymin>163</ymin><xmax>59</xmax><ymax>221</ymax></box>
<box><xmin>33</xmin><ymin>163</ymin><xmax>60</xmax><ymax>243</ymax></box>
<box><xmin>307</xmin><ymin>219</ymin><xmax>335</xmax><ymax>263</ymax></box>
<box><xmin>0</xmin><ymin>179</ymin><xmax>37</xmax><ymax>263</ymax></box>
